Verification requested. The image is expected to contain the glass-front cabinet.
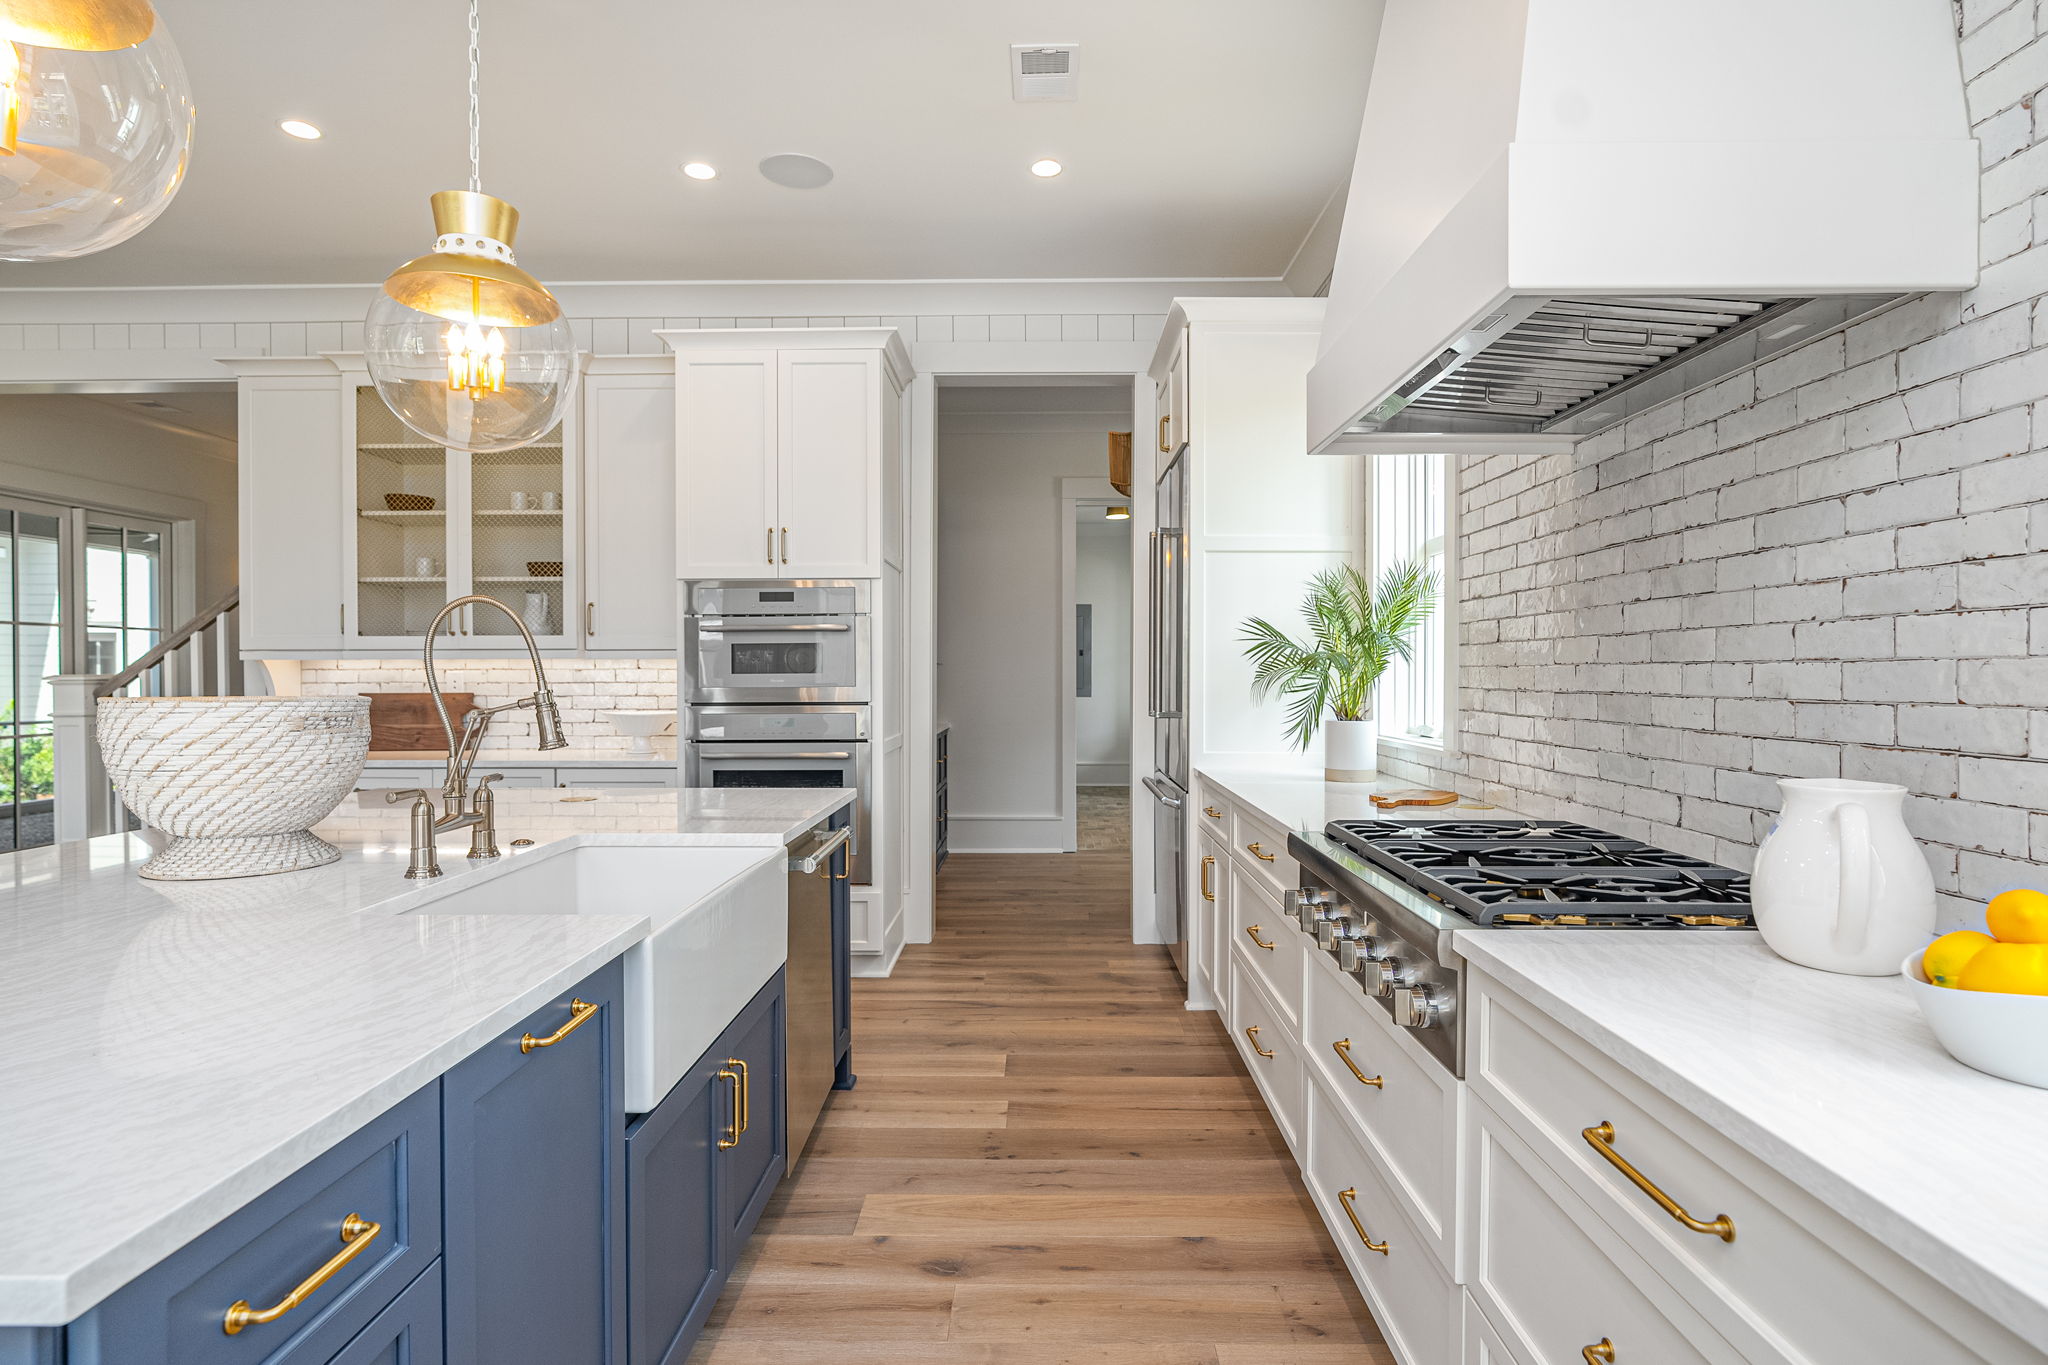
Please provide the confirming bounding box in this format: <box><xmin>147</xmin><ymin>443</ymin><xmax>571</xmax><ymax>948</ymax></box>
<box><xmin>346</xmin><ymin>380</ymin><xmax>576</xmax><ymax>651</ymax></box>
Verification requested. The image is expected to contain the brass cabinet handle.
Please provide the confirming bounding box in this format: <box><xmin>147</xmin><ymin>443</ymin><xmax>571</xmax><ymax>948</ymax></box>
<box><xmin>223</xmin><ymin>1214</ymin><xmax>382</xmax><ymax>1335</ymax></box>
<box><xmin>1582</xmin><ymin>1121</ymin><xmax>1735</xmax><ymax>1242</ymax></box>
<box><xmin>1243</xmin><ymin>1025</ymin><xmax>1274</xmax><ymax>1059</ymax></box>
<box><xmin>1584</xmin><ymin>1341</ymin><xmax>1615</xmax><ymax>1364</ymax></box>
<box><xmin>585</xmin><ymin>601</ymin><xmax>595</xmax><ymax>637</ymax></box>
<box><xmin>716</xmin><ymin>1067</ymin><xmax>741</xmax><ymax>1149</ymax></box>
<box><xmin>1203</xmin><ymin>805</ymin><xmax>1223</xmax><ymax>818</ymax></box>
<box><xmin>1336</xmin><ymin>1188</ymin><xmax>1389</xmax><ymax>1255</ymax></box>
<box><xmin>1157</xmin><ymin>414</ymin><xmax>1171</xmax><ymax>452</ymax></box>
<box><xmin>1247</xmin><ymin>841</ymin><xmax>1276</xmax><ymax>862</ymax></box>
<box><xmin>1332</xmin><ymin>1038</ymin><xmax>1384</xmax><ymax>1089</ymax></box>
<box><xmin>1200</xmin><ymin>855</ymin><xmax>1216</xmax><ymax>902</ymax></box>
<box><xmin>780</xmin><ymin>527</ymin><xmax>789</xmax><ymax>564</ymax></box>
<box><xmin>731</xmin><ymin>1056</ymin><xmax>751</xmax><ymax>1135</ymax></box>
<box><xmin>766</xmin><ymin>527</ymin><xmax>775</xmax><ymax>564</ymax></box>
<box><xmin>521</xmin><ymin>997</ymin><xmax>597</xmax><ymax>1053</ymax></box>
<box><xmin>1244</xmin><ymin>923</ymin><xmax>1276</xmax><ymax>951</ymax></box>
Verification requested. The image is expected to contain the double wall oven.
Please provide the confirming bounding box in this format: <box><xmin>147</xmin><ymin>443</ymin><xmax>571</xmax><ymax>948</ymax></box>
<box><xmin>683</xmin><ymin>581</ymin><xmax>873</xmax><ymax>883</ymax></box>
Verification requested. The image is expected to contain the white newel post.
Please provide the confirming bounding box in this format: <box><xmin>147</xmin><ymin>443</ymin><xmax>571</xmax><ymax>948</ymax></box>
<box><xmin>50</xmin><ymin>675</ymin><xmax>115</xmax><ymax>842</ymax></box>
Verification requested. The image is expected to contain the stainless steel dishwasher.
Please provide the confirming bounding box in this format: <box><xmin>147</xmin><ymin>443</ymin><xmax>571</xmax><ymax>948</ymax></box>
<box><xmin>784</xmin><ymin>819</ymin><xmax>852</xmax><ymax>1169</ymax></box>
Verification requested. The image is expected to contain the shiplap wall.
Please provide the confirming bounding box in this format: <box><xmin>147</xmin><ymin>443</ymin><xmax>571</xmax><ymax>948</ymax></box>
<box><xmin>1381</xmin><ymin>1</ymin><xmax>2048</xmax><ymax>931</ymax></box>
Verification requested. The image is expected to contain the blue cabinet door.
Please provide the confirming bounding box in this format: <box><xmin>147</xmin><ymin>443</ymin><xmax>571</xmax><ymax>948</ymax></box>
<box><xmin>442</xmin><ymin>960</ymin><xmax>626</xmax><ymax>1365</ymax></box>
<box><xmin>624</xmin><ymin>971</ymin><xmax>785</xmax><ymax>1365</ymax></box>
<box><xmin>714</xmin><ymin>971</ymin><xmax>785</xmax><ymax>1255</ymax></box>
<box><xmin>326</xmin><ymin>1262</ymin><xmax>443</xmax><ymax>1365</ymax></box>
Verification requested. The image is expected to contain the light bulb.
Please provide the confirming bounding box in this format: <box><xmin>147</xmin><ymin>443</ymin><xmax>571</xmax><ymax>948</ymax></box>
<box><xmin>0</xmin><ymin>8</ymin><xmax>195</xmax><ymax>262</ymax></box>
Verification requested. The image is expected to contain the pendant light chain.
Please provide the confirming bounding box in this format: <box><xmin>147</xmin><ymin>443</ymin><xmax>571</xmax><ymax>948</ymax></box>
<box><xmin>466</xmin><ymin>0</ymin><xmax>482</xmax><ymax>194</ymax></box>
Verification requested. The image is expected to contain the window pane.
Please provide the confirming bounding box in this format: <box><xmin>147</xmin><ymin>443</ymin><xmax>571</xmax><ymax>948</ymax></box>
<box><xmin>18</xmin><ymin>513</ymin><xmax>61</xmax><ymax>626</ymax></box>
<box><xmin>16</xmin><ymin>624</ymin><xmax>60</xmax><ymax>721</ymax></box>
<box><xmin>86</xmin><ymin>628</ymin><xmax>121</xmax><ymax>677</ymax></box>
<box><xmin>16</xmin><ymin>728</ymin><xmax>53</xmax><ymax>801</ymax></box>
<box><xmin>85</xmin><ymin>524</ymin><xmax>126</xmax><ymax>627</ymax></box>
<box><xmin>1372</xmin><ymin>452</ymin><xmax>1448</xmax><ymax>742</ymax></box>
<box><xmin>125</xmin><ymin>530</ymin><xmax>162</xmax><ymax>629</ymax></box>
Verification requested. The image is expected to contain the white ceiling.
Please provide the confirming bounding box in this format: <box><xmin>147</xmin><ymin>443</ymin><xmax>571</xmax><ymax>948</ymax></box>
<box><xmin>0</xmin><ymin>0</ymin><xmax>1380</xmax><ymax>290</ymax></box>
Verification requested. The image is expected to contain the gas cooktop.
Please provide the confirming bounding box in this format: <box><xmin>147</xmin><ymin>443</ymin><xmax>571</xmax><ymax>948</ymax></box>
<box><xmin>1323</xmin><ymin>819</ymin><xmax>1753</xmax><ymax>929</ymax></box>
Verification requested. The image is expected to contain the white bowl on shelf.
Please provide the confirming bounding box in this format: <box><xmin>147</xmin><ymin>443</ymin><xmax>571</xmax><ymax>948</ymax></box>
<box><xmin>606</xmin><ymin>710</ymin><xmax>675</xmax><ymax>756</ymax></box>
<box><xmin>97</xmin><ymin>696</ymin><xmax>371</xmax><ymax>880</ymax></box>
<box><xmin>1902</xmin><ymin>951</ymin><xmax>2048</xmax><ymax>1089</ymax></box>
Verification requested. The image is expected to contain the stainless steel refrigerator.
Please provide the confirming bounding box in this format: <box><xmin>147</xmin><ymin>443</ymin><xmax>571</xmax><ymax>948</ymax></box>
<box><xmin>1143</xmin><ymin>449</ymin><xmax>1190</xmax><ymax>977</ymax></box>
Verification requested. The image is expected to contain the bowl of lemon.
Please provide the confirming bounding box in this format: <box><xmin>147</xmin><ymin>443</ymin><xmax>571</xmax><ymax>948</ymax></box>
<box><xmin>1907</xmin><ymin>889</ymin><xmax>2048</xmax><ymax>1088</ymax></box>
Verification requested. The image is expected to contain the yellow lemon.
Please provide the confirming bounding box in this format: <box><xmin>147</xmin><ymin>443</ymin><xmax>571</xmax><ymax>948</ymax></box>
<box><xmin>1958</xmin><ymin>941</ymin><xmax>2048</xmax><ymax>996</ymax></box>
<box><xmin>1987</xmin><ymin>888</ymin><xmax>2048</xmax><ymax>943</ymax></box>
<box><xmin>1923</xmin><ymin>930</ymin><xmax>1996</xmax><ymax>988</ymax></box>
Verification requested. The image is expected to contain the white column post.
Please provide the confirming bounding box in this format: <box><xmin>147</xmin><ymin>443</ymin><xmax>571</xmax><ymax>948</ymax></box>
<box><xmin>49</xmin><ymin>675</ymin><xmax>114</xmax><ymax>842</ymax></box>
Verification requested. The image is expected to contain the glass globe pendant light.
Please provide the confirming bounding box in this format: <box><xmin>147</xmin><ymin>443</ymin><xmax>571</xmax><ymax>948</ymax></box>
<box><xmin>0</xmin><ymin>0</ymin><xmax>196</xmax><ymax>261</ymax></box>
<box><xmin>363</xmin><ymin>0</ymin><xmax>572</xmax><ymax>455</ymax></box>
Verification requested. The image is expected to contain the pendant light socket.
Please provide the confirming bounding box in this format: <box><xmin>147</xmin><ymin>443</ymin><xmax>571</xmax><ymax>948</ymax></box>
<box><xmin>381</xmin><ymin>190</ymin><xmax>561</xmax><ymax>328</ymax></box>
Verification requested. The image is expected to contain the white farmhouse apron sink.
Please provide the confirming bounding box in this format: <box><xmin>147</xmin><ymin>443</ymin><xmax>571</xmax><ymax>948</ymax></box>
<box><xmin>399</xmin><ymin>844</ymin><xmax>786</xmax><ymax>1113</ymax></box>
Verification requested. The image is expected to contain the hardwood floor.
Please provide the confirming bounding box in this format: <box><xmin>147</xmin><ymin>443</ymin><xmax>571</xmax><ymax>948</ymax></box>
<box><xmin>687</xmin><ymin>852</ymin><xmax>1391</xmax><ymax>1364</ymax></box>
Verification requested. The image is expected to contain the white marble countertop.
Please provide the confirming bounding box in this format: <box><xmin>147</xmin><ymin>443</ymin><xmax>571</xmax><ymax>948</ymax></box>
<box><xmin>1456</xmin><ymin>932</ymin><xmax>2048</xmax><ymax>1348</ymax></box>
<box><xmin>1195</xmin><ymin>764</ymin><xmax>1528</xmax><ymax>832</ymax></box>
<box><xmin>0</xmin><ymin>786</ymin><xmax>852</xmax><ymax>1325</ymax></box>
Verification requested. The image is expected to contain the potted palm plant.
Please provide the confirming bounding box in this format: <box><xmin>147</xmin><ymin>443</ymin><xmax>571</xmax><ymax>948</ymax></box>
<box><xmin>1239</xmin><ymin>560</ymin><xmax>1439</xmax><ymax>781</ymax></box>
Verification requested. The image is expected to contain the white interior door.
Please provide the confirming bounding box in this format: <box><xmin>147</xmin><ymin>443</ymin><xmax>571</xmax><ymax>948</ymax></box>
<box><xmin>677</xmin><ymin>350</ymin><xmax>779</xmax><ymax>578</ymax></box>
<box><xmin>777</xmin><ymin>350</ymin><xmax>878</xmax><ymax>578</ymax></box>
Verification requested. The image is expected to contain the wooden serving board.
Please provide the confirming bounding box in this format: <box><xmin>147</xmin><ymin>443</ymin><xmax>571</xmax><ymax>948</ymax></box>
<box><xmin>1369</xmin><ymin>789</ymin><xmax>1461</xmax><ymax>809</ymax></box>
<box><xmin>363</xmin><ymin>691</ymin><xmax>475</xmax><ymax>753</ymax></box>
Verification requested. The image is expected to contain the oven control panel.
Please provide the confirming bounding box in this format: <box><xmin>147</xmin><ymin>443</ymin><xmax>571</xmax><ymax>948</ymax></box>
<box><xmin>1286</xmin><ymin>867</ymin><xmax>1462</xmax><ymax>1076</ymax></box>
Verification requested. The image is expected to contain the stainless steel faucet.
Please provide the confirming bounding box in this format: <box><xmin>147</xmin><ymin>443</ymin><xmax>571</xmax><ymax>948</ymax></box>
<box><xmin>420</xmin><ymin>594</ymin><xmax>567</xmax><ymax>853</ymax></box>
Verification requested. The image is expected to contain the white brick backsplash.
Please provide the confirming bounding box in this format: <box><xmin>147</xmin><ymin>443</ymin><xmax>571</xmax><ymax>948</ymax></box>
<box><xmin>1415</xmin><ymin>87</ymin><xmax>2048</xmax><ymax>914</ymax></box>
<box><xmin>299</xmin><ymin>658</ymin><xmax>675</xmax><ymax>753</ymax></box>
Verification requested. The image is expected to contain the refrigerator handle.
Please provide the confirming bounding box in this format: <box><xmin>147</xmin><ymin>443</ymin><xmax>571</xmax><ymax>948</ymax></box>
<box><xmin>1146</xmin><ymin>530</ymin><xmax>1161</xmax><ymax>718</ymax></box>
<box><xmin>1141</xmin><ymin>774</ymin><xmax>1183</xmax><ymax>809</ymax></box>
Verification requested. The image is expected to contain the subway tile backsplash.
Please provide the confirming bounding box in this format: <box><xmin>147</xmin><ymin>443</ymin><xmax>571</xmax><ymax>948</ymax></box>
<box><xmin>299</xmin><ymin>658</ymin><xmax>675</xmax><ymax>753</ymax></box>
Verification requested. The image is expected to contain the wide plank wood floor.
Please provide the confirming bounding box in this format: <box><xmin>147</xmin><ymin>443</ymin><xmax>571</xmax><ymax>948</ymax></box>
<box><xmin>687</xmin><ymin>851</ymin><xmax>1391</xmax><ymax>1364</ymax></box>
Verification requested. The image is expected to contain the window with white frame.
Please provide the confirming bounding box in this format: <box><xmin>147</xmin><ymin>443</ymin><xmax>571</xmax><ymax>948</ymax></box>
<box><xmin>1370</xmin><ymin>452</ymin><xmax>1449</xmax><ymax>744</ymax></box>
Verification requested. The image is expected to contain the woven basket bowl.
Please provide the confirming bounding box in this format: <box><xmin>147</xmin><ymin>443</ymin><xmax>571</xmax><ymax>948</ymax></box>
<box><xmin>384</xmin><ymin>492</ymin><xmax>437</xmax><ymax>511</ymax></box>
<box><xmin>97</xmin><ymin>697</ymin><xmax>372</xmax><ymax>880</ymax></box>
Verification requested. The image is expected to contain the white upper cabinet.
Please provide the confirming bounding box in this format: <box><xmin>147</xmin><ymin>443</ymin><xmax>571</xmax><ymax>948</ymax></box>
<box><xmin>227</xmin><ymin>358</ymin><xmax>347</xmax><ymax>654</ymax></box>
<box><xmin>581</xmin><ymin>357</ymin><xmax>677</xmax><ymax>652</ymax></box>
<box><xmin>665</xmin><ymin>328</ymin><xmax>913</xmax><ymax>581</ymax></box>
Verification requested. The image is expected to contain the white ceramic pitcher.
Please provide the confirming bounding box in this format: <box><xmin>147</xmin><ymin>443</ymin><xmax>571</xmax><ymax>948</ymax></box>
<box><xmin>1751</xmin><ymin>778</ymin><xmax>1935</xmax><ymax>975</ymax></box>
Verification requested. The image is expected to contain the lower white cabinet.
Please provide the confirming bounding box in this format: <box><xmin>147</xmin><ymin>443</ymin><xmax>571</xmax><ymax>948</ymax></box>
<box><xmin>1227</xmin><ymin>949</ymin><xmax>1306</xmax><ymax>1155</ymax></box>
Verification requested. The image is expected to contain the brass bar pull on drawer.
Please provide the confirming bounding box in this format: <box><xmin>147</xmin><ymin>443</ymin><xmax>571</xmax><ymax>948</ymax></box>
<box><xmin>521</xmin><ymin>997</ymin><xmax>597</xmax><ymax>1053</ymax></box>
<box><xmin>1335</xmin><ymin>1188</ymin><xmax>1389</xmax><ymax>1254</ymax></box>
<box><xmin>1583</xmin><ymin>1340</ymin><xmax>1615</xmax><ymax>1365</ymax></box>
<box><xmin>1246</xmin><ymin>841</ymin><xmax>1275</xmax><ymax>862</ymax></box>
<box><xmin>1244</xmin><ymin>924</ymin><xmax>1276</xmax><ymax>951</ymax></box>
<box><xmin>717</xmin><ymin>1068</ymin><xmax>741</xmax><ymax>1149</ymax></box>
<box><xmin>1243</xmin><ymin>1025</ymin><xmax>1274</xmax><ymax>1059</ymax></box>
<box><xmin>223</xmin><ymin>1214</ymin><xmax>382</xmax><ymax>1335</ymax></box>
<box><xmin>1582</xmin><ymin>1121</ymin><xmax>1735</xmax><ymax>1242</ymax></box>
<box><xmin>1331</xmin><ymin>1038</ymin><xmax>1383</xmax><ymax>1089</ymax></box>
<box><xmin>731</xmin><ymin>1057</ymin><xmax>751</xmax><ymax>1134</ymax></box>
<box><xmin>1200</xmin><ymin>855</ymin><xmax>1215</xmax><ymax>902</ymax></box>
<box><xmin>1203</xmin><ymin>805</ymin><xmax>1223</xmax><ymax>818</ymax></box>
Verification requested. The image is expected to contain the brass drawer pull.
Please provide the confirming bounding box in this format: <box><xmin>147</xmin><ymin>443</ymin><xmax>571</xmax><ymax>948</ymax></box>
<box><xmin>1200</xmin><ymin>855</ymin><xmax>1216</xmax><ymax>902</ymax></box>
<box><xmin>1335</xmin><ymin>1188</ymin><xmax>1389</xmax><ymax>1254</ymax></box>
<box><xmin>1582</xmin><ymin>1121</ymin><xmax>1735</xmax><ymax>1242</ymax></box>
<box><xmin>717</xmin><ymin>1066</ymin><xmax>742</xmax><ymax>1149</ymax></box>
<box><xmin>731</xmin><ymin>1057</ymin><xmax>751</xmax><ymax>1135</ymax></box>
<box><xmin>1203</xmin><ymin>805</ymin><xmax>1223</xmax><ymax>818</ymax></box>
<box><xmin>1157</xmin><ymin>414</ymin><xmax>1171</xmax><ymax>452</ymax></box>
<box><xmin>223</xmin><ymin>1214</ymin><xmax>382</xmax><ymax>1335</ymax></box>
<box><xmin>521</xmin><ymin>997</ymin><xmax>597</xmax><ymax>1053</ymax></box>
<box><xmin>1584</xmin><ymin>1340</ymin><xmax>1615</xmax><ymax>1365</ymax></box>
<box><xmin>1332</xmin><ymin>1038</ymin><xmax>1384</xmax><ymax>1089</ymax></box>
<box><xmin>1243</xmin><ymin>1025</ymin><xmax>1274</xmax><ymax>1059</ymax></box>
<box><xmin>1244</xmin><ymin>924</ymin><xmax>1276</xmax><ymax>951</ymax></box>
<box><xmin>1246</xmin><ymin>841</ymin><xmax>1276</xmax><ymax>862</ymax></box>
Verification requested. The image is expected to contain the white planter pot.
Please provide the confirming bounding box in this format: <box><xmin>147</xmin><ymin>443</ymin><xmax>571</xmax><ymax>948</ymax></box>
<box><xmin>1323</xmin><ymin>717</ymin><xmax>1378</xmax><ymax>783</ymax></box>
<box><xmin>1751</xmin><ymin>778</ymin><xmax>1936</xmax><ymax>975</ymax></box>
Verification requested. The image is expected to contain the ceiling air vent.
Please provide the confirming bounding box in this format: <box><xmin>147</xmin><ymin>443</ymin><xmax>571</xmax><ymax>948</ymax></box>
<box><xmin>1011</xmin><ymin>43</ymin><xmax>1078</xmax><ymax>102</ymax></box>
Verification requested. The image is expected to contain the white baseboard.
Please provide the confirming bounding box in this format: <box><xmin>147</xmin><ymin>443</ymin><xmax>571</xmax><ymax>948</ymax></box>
<box><xmin>949</xmin><ymin>811</ymin><xmax>1067</xmax><ymax>853</ymax></box>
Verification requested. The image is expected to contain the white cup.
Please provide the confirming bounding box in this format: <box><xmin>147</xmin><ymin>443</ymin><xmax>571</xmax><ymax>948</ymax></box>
<box><xmin>414</xmin><ymin>556</ymin><xmax>437</xmax><ymax>577</ymax></box>
<box><xmin>541</xmin><ymin>490</ymin><xmax>561</xmax><ymax>511</ymax></box>
<box><xmin>509</xmin><ymin>490</ymin><xmax>531</xmax><ymax>511</ymax></box>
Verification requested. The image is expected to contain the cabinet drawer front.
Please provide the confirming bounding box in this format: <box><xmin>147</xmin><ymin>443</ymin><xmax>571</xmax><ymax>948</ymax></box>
<box><xmin>554</xmin><ymin>766</ymin><xmax>679</xmax><ymax>788</ymax></box>
<box><xmin>1227</xmin><ymin>952</ymin><xmax>1305</xmax><ymax>1154</ymax></box>
<box><xmin>1304</xmin><ymin>1082</ymin><xmax>1456</xmax><ymax>1365</ymax></box>
<box><xmin>1468</xmin><ymin>1107</ymin><xmax>1736</xmax><ymax>1365</ymax></box>
<box><xmin>1470</xmin><ymin>976</ymin><xmax>2022</xmax><ymax>1365</ymax></box>
<box><xmin>1303</xmin><ymin>955</ymin><xmax>1457</xmax><ymax>1254</ymax></box>
<box><xmin>1193</xmin><ymin>831</ymin><xmax>1232</xmax><ymax>1011</ymax></box>
<box><xmin>1462</xmin><ymin>1292</ymin><xmax>1525</xmax><ymax>1365</ymax></box>
<box><xmin>71</xmin><ymin>1085</ymin><xmax>441</xmax><ymax>1365</ymax></box>
<box><xmin>1228</xmin><ymin>862</ymin><xmax>1304</xmax><ymax>1027</ymax></box>
<box><xmin>328</xmin><ymin>1261</ymin><xmax>444</xmax><ymax>1365</ymax></box>
<box><xmin>1227</xmin><ymin>802</ymin><xmax>1296</xmax><ymax>896</ymax></box>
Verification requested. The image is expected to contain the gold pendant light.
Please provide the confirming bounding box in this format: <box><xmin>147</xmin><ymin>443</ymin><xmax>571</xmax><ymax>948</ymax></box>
<box><xmin>362</xmin><ymin>0</ymin><xmax>573</xmax><ymax>455</ymax></box>
<box><xmin>0</xmin><ymin>0</ymin><xmax>194</xmax><ymax>261</ymax></box>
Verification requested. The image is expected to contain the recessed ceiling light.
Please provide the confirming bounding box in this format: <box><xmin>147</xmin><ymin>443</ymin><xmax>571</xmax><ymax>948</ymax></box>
<box><xmin>681</xmin><ymin>162</ymin><xmax>718</xmax><ymax>180</ymax></box>
<box><xmin>1030</xmin><ymin>158</ymin><xmax>1063</xmax><ymax>178</ymax></box>
<box><xmin>279</xmin><ymin>119</ymin><xmax>322</xmax><ymax>140</ymax></box>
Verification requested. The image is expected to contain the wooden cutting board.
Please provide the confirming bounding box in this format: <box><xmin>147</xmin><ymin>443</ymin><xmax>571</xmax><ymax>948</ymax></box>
<box><xmin>363</xmin><ymin>692</ymin><xmax>475</xmax><ymax>753</ymax></box>
<box><xmin>1369</xmin><ymin>789</ymin><xmax>1461</xmax><ymax>809</ymax></box>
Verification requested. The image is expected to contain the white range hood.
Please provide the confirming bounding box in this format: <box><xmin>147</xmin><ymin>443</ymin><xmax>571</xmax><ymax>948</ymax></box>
<box><xmin>1308</xmin><ymin>0</ymin><xmax>1980</xmax><ymax>451</ymax></box>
